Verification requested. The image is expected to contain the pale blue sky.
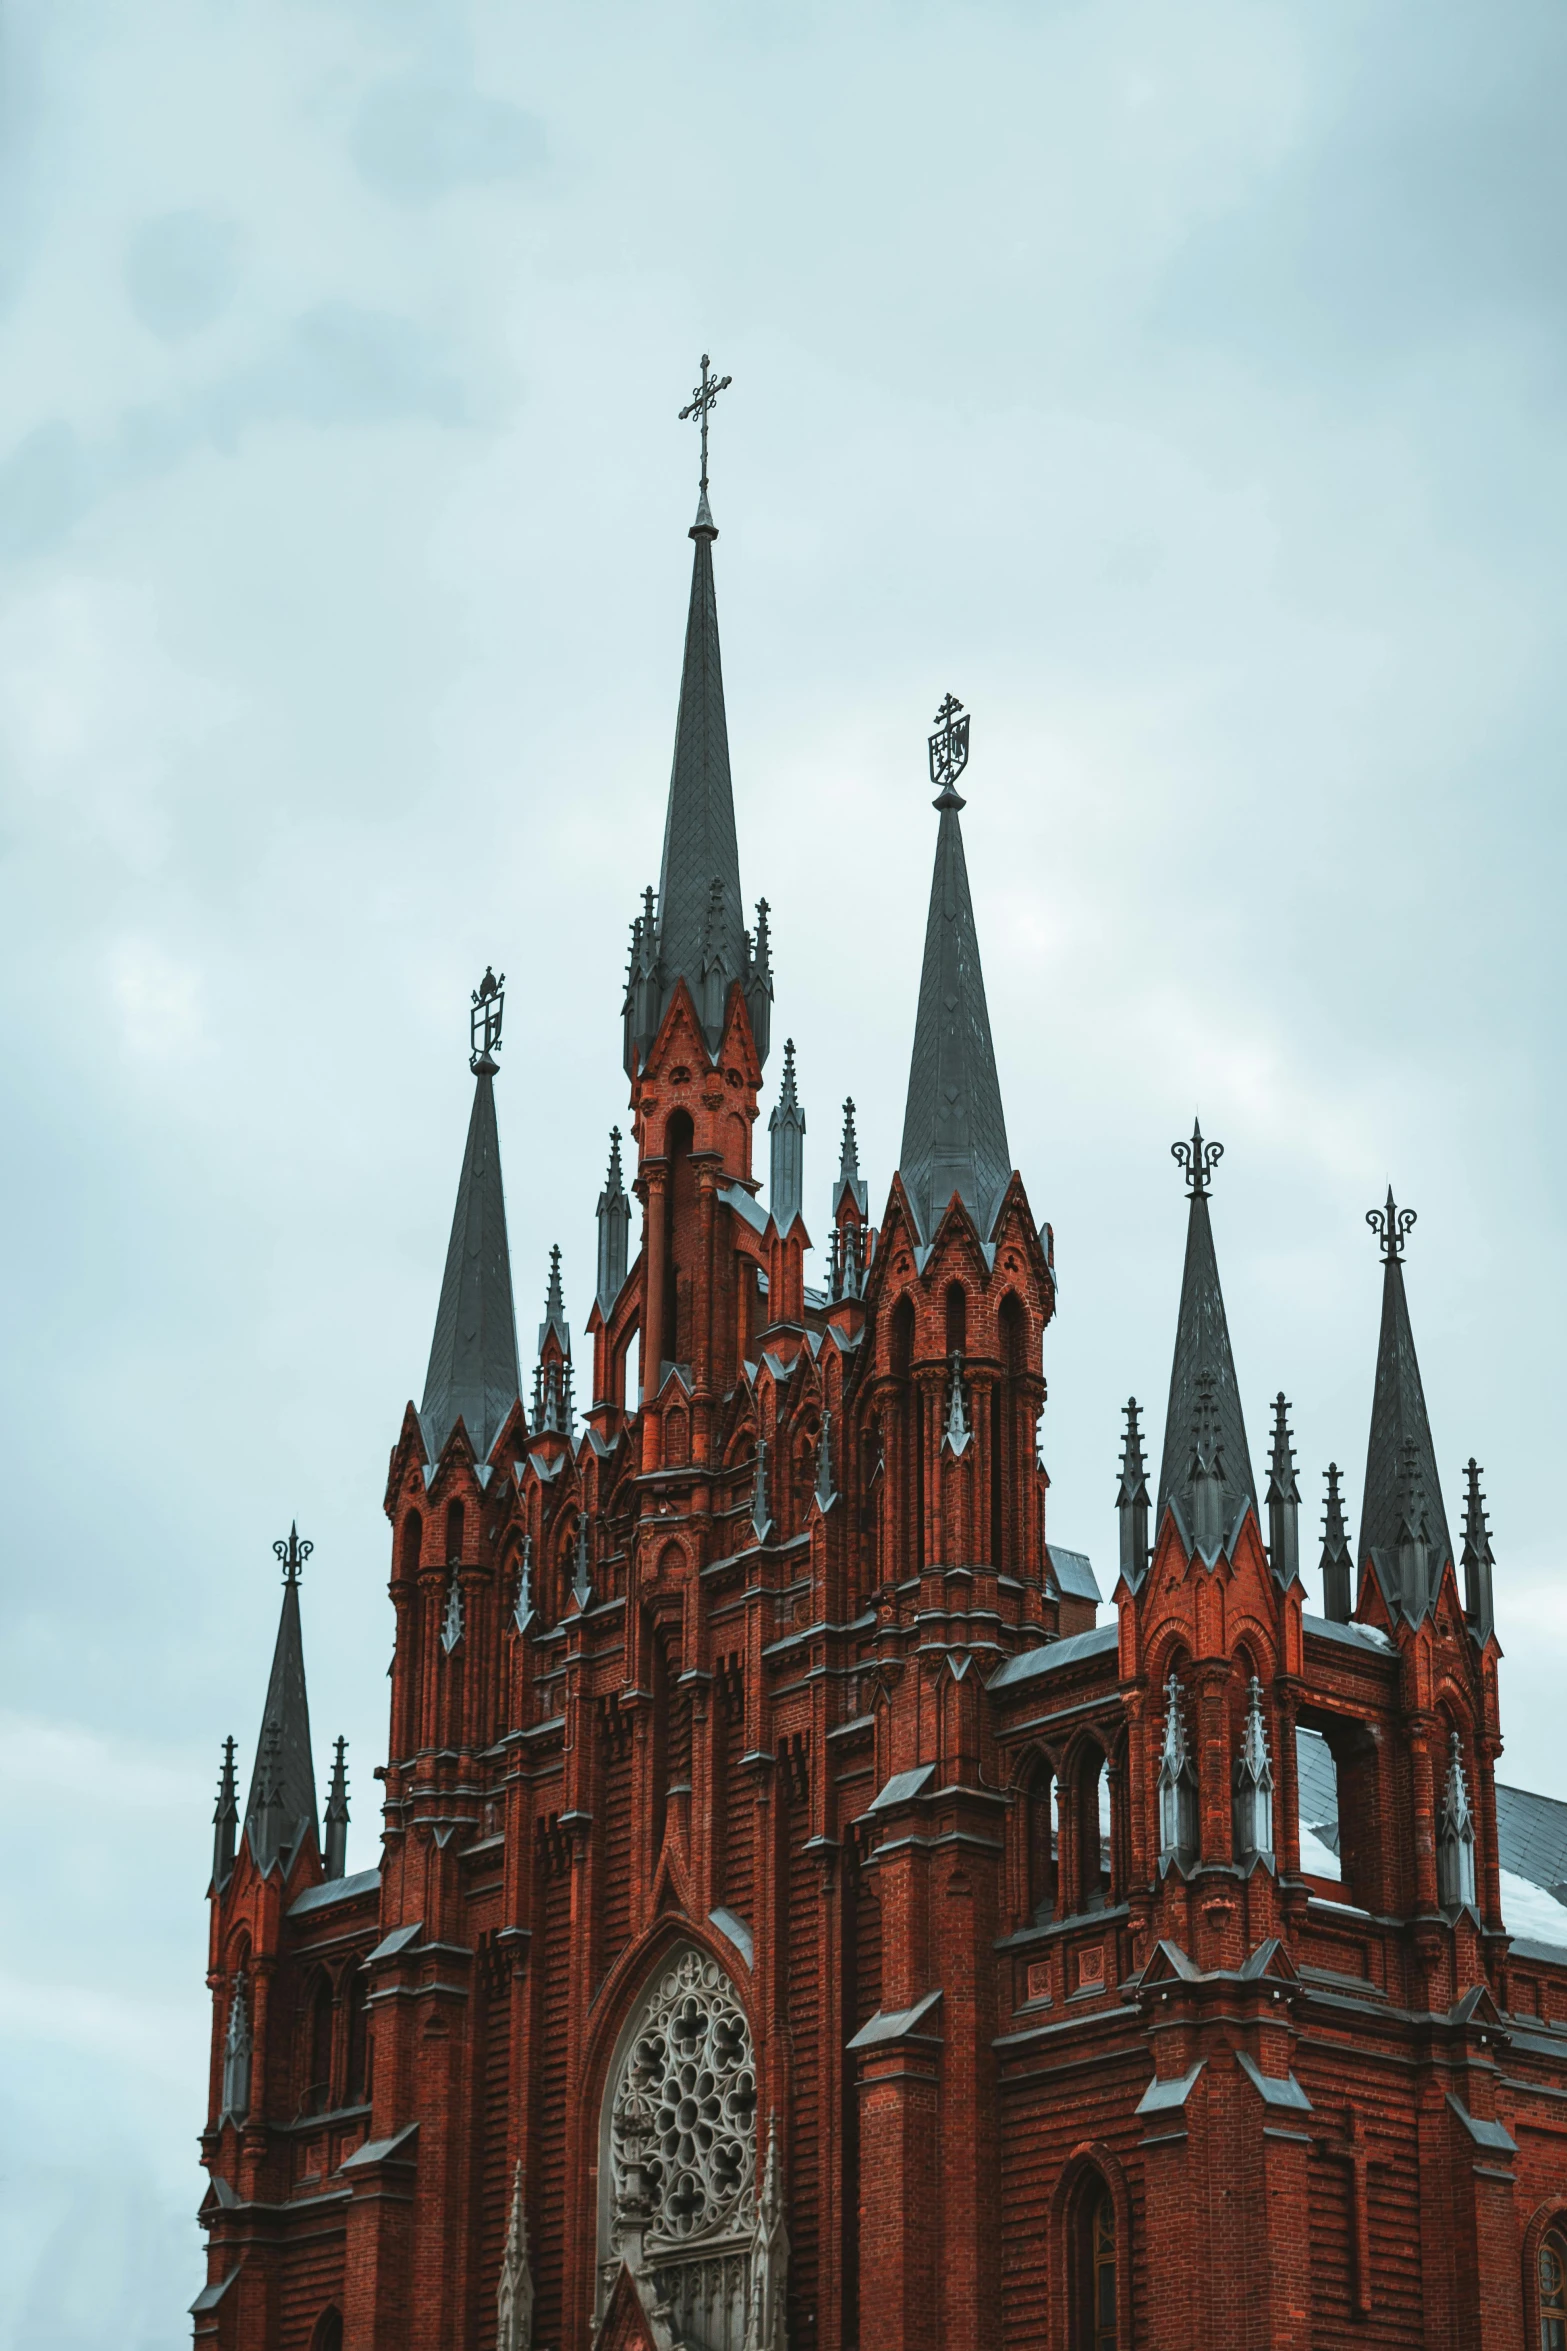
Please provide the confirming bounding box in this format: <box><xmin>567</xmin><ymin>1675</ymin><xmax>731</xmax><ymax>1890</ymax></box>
<box><xmin>2</xmin><ymin>4</ymin><xmax>1564</xmax><ymax>2341</ymax></box>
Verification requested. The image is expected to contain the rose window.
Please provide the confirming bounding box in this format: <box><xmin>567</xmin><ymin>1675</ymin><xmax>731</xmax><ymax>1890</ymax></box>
<box><xmin>608</xmin><ymin>1951</ymin><xmax>757</xmax><ymax>2250</ymax></box>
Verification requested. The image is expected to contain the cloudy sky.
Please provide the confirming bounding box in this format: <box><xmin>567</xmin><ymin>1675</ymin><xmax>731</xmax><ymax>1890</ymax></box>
<box><xmin>2</xmin><ymin>1</ymin><xmax>1565</xmax><ymax>2339</ymax></box>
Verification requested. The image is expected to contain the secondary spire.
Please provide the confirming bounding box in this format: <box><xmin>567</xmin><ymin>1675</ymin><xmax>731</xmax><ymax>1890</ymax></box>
<box><xmin>420</xmin><ymin>970</ymin><xmax>522</xmax><ymax>1464</ymax></box>
<box><xmin>243</xmin><ymin>1524</ymin><xmax>320</xmax><ymax>1875</ymax></box>
<box><xmin>898</xmin><ymin>695</ymin><xmax>1012</xmax><ymax>1242</ymax></box>
<box><xmin>1360</xmin><ymin>1189</ymin><xmax>1451</xmax><ymax>1622</ymax></box>
<box><xmin>1156</xmin><ymin>1124</ymin><xmax>1256</xmax><ymax>1550</ymax></box>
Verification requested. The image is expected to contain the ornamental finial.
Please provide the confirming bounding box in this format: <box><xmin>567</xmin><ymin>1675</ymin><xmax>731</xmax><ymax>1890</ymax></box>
<box><xmin>679</xmin><ymin>352</ymin><xmax>732</xmax><ymax>505</ymax></box>
<box><xmin>470</xmin><ymin>966</ymin><xmax>505</xmax><ymax>1073</ymax></box>
<box><xmin>1171</xmin><ymin>1118</ymin><xmax>1222</xmax><ymax>1198</ymax></box>
<box><xmin>1367</xmin><ymin>1184</ymin><xmax>1416</xmax><ymax>1263</ymax></box>
<box><xmin>928</xmin><ymin>693</ymin><xmax>970</xmax><ymax>809</ymax></box>
<box><xmin>273</xmin><ymin>1521</ymin><xmax>312</xmax><ymax>1586</ymax></box>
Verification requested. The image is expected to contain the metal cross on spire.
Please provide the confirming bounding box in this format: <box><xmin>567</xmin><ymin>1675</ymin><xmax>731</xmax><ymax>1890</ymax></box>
<box><xmin>273</xmin><ymin>1522</ymin><xmax>313</xmax><ymax>1585</ymax></box>
<box><xmin>679</xmin><ymin>353</ymin><xmax>732</xmax><ymax>496</ymax></box>
<box><xmin>1172</xmin><ymin>1118</ymin><xmax>1223</xmax><ymax>1198</ymax></box>
<box><xmin>928</xmin><ymin>693</ymin><xmax>971</xmax><ymax>808</ymax></box>
<box><xmin>1367</xmin><ymin>1185</ymin><xmax>1416</xmax><ymax>1263</ymax></box>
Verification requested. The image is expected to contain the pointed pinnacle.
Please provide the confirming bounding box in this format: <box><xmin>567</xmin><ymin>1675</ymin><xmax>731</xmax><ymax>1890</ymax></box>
<box><xmin>839</xmin><ymin>1098</ymin><xmax>859</xmax><ymax>1181</ymax></box>
<box><xmin>606</xmin><ymin>1126</ymin><xmax>625</xmax><ymax>1194</ymax></box>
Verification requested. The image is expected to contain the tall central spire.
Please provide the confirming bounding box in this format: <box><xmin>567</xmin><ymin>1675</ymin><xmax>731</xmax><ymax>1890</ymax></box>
<box><xmin>626</xmin><ymin>356</ymin><xmax>769</xmax><ymax>1071</ymax></box>
<box><xmin>898</xmin><ymin>695</ymin><xmax>1011</xmax><ymax>1242</ymax></box>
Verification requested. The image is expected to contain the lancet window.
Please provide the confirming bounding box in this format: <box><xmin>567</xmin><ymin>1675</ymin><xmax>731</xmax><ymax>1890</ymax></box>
<box><xmin>1541</xmin><ymin>2228</ymin><xmax>1567</xmax><ymax>2351</ymax></box>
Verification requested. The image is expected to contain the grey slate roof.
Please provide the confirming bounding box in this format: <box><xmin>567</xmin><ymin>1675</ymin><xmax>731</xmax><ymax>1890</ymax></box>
<box><xmin>656</xmin><ymin>517</ymin><xmax>747</xmax><ymax>1050</ymax></box>
<box><xmin>1047</xmin><ymin>1545</ymin><xmax>1102</xmax><ymax>1604</ymax></box>
<box><xmin>898</xmin><ymin>793</ymin><xmax>1011</xmax><ymax>1242</ymax></box>
<box><xmin>1360</xmin><ymin>1251</ymin><xmax>1452</xmax><ymax>1622</ymax></box>
<box><xmin>419</xmin><ymin>1066</ymin><xmax>521</xmax><ymax>1464</ymax></box>
<box><xmin>243</xmin><ymin>1577</ymin><xmax>318</xmax><ymax>1873</ymax></box>
<box><xmin>1156</xmin><ymin>1191</ymin><xmax>1257</xmax><ymax>1538</ymax></box>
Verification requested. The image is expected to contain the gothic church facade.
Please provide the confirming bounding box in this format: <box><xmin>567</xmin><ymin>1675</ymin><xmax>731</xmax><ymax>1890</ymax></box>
<box><xmin>195</xmin><ymin>429</ymin><xmax>1567</xmax><ymax>2351</ymax></box>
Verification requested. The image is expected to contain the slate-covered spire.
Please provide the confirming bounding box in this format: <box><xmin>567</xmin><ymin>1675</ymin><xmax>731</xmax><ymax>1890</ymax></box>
<box><xmin>1319</xmin><ymin>1463</ymin><xmax>1354</xmax><ymax>1622</ymax></box>
<box><xmin>1360</xmin><ymin>1189</ymin><xmax>1451</xmax><ymax>1623</ymax></box>
<box><xmin>646</xmin><ymin>364</ymin><xmax>753</xmax><ymax>1066</ymax></box>
<box><xmin>898</xmin><ymin>696</ymin><xmax>1011</xmax><ymax>1243</ymax></box>
<box><xmin>769</xmin><ymin>1038</ymin><xmax>806</xmax><ymax>1231</ymax></box>
<box><xmin>324</xmin><ymin>1736</ymin><xmax>349</xmax><ymax>1882</ymax></box>
<box><xmin>420</xmin><ymin>974</ymin><xmax>522</xmax><ymax>1464</ymax></box>
<box><xmin>243</xmin><ymin>1526</ymin><xmax>319</xmax><ymax>1876</ymax></box>
<box><xmin>1461</xmin><ymin>1458</ymin><xmax>1495</xmax><ymax>1643</ymax></box>
<box><xmin>1157</xmin><ymin>1125</ymin><xmax>1256</xmax><ymax>1547</ymax></box>
<box><xmin>596</xmin><ymin>1128</ymin><xmax>631</xmax><ymax>1315</ymax></box>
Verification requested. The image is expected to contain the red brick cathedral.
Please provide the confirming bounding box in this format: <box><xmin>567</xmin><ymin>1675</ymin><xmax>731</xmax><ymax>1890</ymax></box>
<box><xmin>196</xmin><ymin>388</ymin><xmax>1567</xmax><ymax>2351</ymax></box>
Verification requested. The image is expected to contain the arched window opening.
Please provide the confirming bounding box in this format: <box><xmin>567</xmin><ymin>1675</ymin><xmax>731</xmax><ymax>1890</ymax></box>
<box><xmin>945</xmin><ymin>1283</ymin><xmax>967</xmax><ymax>1358</ymax></box>
<box><xmin>310</xmin><ymin>2310</ymin><xmax>343</xmax><ymax>2351</ymax></box>
<box><xmin>400</xmin><ymin>1511</ymin><xmax>423</xmax><ymax>1576</ymax></box>
<box><xmin>1541</xmin><ymin>2228</ymin><xmax>1567</xmax><ymax>2351</ymax></box>
<box><xmin>1081</xmin><ymin>2183</ymin><xmax>1117</xmax><ymax>2351</ymax></box>
<box><xmin>1076</xmin><ymin>1749</ymin><xmax>1110</xmax><ymax>1914</ymax></box>
<box><xmin>444</xmin><ymin>1500</ymin><xmax>465</xmax><ymax>1565</ymax></box>
<box><xmin>1025</xmin><ymin>1759</ymin><xmax>1057</xmax><ymax>1924</ymax></box>
<box><xmin>346</xmin><ymin>1971</ymin><xmax>370</xmax><ymax>2104</ymax></box>
<box><xmin>663</xmin><ymin>1110</ymin><xmax>696</xmax><ymax>1370</ymax></box>
<box><xmin>890</xmin><ymin>1296</ymin><xmax>914</xmax><ymax>1377</ymax></box>
<box><xmin>303</xmin><ymin>1972</ymin><xmax>334</xmax><ymax>2115</ymax></box>
<box><xmin>1296</xmin><ymin>1714</ymin><xmax>1381</xmax><ymax>1905</ymax></box>
<box><xmin>994</xmin><ymin>1292</ymin><xmax>1027</xmax><ymax>1575</ymax></box>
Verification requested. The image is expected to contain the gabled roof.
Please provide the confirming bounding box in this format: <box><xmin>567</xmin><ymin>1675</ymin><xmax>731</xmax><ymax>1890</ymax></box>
<box><xmin>1360</xmin><ymin>1222</ymin><xmax>1451</xmax><ymax>1622</ymax></box>
<box><xmin>243</xmin><ymin>1574</ymin><xmax>318</xmax><ymax>1873</ymax></box>
<box><xmin>1156</xmin><ymin>1175</ymin><xmax>1256</xmax><ymax>1540</ymax></box>
<box><xmin>898</xmin><ymin>784</ymin><xmax>1011</xmax><ymax>1243</ymax></box>
<box><xmin>420</xmin><ymin>1064</ymin><xmax>521</xmax><ymax>1464</ymax></box>
<box><xmin>655</xmin><ymin>511</ymin><xmax>747</xmax><ymax>1054</ymax></box>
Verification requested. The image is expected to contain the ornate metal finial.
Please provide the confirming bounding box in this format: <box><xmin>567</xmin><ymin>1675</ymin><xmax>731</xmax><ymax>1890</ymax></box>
<box><xmin>1367</xmin><ymin>1184</ymin><xmax>1416</xmax><ymax>1263</ymax></box>
<box><xmin>1171</xmin><ymin>1118</ymin><xmax>1222</xmax><ymax>1199</ymax></box>
<box><xmin>273</xmin><ymin>1521</ymin><xmax>312</xmax><ymax>1585</ymax></box>
<box><xmin>470</xmin><ymin>966</ymin><xmax>505</xmax><ymax>1072</ymax></box>
<box><xmin>928</xmin><ymin>693</ymin><xmax>970</xmax><ymax>809</ymax></box>
<box><xmin>679</xmin><ymin>352</ymin><xmax>732</xmax><ymax>498</ymax></box>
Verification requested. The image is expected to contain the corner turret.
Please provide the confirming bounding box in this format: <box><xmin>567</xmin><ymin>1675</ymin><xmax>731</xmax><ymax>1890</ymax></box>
<box><xmin>242</xmin><ymin>1524</ymin><xmax>319</xmax><ymax>1877</ymax></box>
<box><xmin>1359</xmin><ymin>1190</ymin><xmax>1451</xmax><ymax>1625</ymax></box>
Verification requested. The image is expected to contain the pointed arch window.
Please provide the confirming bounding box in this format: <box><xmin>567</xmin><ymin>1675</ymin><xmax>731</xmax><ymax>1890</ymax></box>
<box><xmin>1082</xmin><ymin>2182</ymin><xmax>1118</xmax><ymax>2351</ymax></box>
<box><xmin>1541</xmin><ymin>2228</ymin><xmax>1567</xmax><ymax>2351</ymax></box>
